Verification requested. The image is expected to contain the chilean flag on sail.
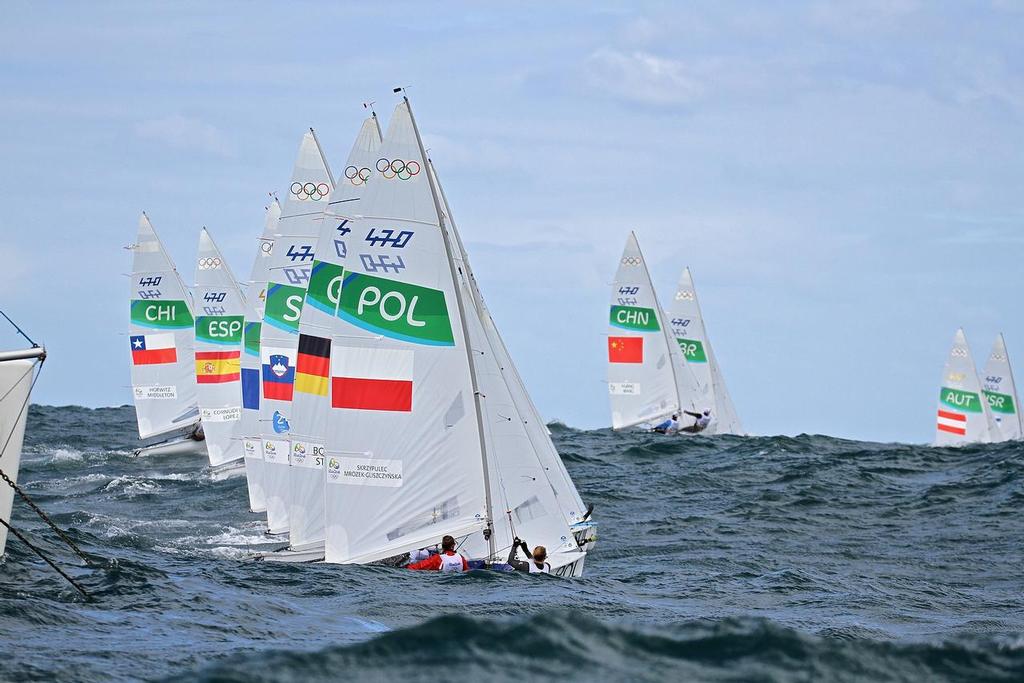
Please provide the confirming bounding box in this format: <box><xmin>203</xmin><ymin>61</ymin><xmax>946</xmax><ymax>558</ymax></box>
<box><xmin>331</xmin><ymin>346</ymin><xmax>413</xmax><ymax>412</ymax></box>
<box><xmin>130</xmin><ymin>334</ymin><xmax>177</xmax><ymax>365</ymax></box>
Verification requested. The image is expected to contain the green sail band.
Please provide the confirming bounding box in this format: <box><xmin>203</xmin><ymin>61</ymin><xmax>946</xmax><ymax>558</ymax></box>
<box><xmin>609</xmin><ymin>305</ymin><xmax>660</xmax><ymax>332</ymax></box>
<box><xmin>939</xmin><ymin>387</ymin><xmax>983</xmax><ymax>413</ymax></box>
<box><xmin>130</xmin><ymin>299</ymin><xmax>193</xmax><ymax>329</ymax></box>
<box><xmin>195</xmin><ymin>315</ymin><xmax>244</xmax><ymax>345</ymax></box>
<box><xmin>264</xmin><ymin>283</ymin><xmax>307</xmax><ymax>333</ymax></box>
<box><xmin>676</xmin><ymin>338</ymin><xmax>707</xmax><ymax>363</ymax></box>
<box><xmin>983</xmin><ymin>390</ymin><xmax>1016</xmax><ymax>415</ymax></box>
<box><xmin>244</xmin><ymin>322</ymin><xmax>262</xmax><ymax>356</ymax></box>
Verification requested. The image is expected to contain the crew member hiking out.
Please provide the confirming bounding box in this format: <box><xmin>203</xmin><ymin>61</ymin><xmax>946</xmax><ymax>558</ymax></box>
<box><xmin>680</xmin><ymin>409</ymin><xmax>711</xmax><ymax>434</ymax></box>
<box><xmin>653</xmin><ymin>414</ymin><xmax>680</xmax><ymax>434</ymax></box>
<box><xmin>506</xmin><ymin>537</ymin><xmax>551</xmax><ymax>574</ymax></box>
<box><xmin>407</xmin><ymin>535</ymin><xmax>468</xmax><ymax>572</ymax></box>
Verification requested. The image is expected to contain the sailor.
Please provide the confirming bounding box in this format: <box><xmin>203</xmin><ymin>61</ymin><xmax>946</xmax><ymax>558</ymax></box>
<box><xmin>507</xmin><ymin>537</ymin><xmax>551</xmax><ymax>574</ymax></box>
<box><xmin>188</xmin><ymin>424</ymin><xmax>205</xmax><ymax>442</ymax></box>
<box><xmin>406</xmin><ymin>535</ymin><xmax>468</xmax><ymax>572</ymax></box>
<box><xmin>653</xmin><ymin>414</ymin><xmax>680</xmax><ymax>434</ymax></box>
<box><xmin>680</xmin><ymin>409</ymin><xmax>712</xmax><ymax>434</ymax></box>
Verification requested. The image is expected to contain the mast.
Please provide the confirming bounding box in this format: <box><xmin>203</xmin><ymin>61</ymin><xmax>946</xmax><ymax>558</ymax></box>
<box><xmin>632</xmin><ymin>232</ymin><xmax>684</xmax><ymax>416</ymax></box>
<box><xmin>999</xmin><ymin>334</ymin><xmax>1024</xmax><ymax>436</ymax></box>
<box><xmin>404</xmin><ymin>96</ymin><xmax>497</xmax><ymax>560</ymax></box>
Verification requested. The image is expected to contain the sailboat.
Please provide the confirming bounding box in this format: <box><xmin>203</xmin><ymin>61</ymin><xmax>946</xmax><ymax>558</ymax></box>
<box><xmin>258</xmin><ymin>129</ymin><xmax>334</xmax><ymax>535</ymax></box>
<box><xmin>607</xmin><ymin>233</ymin><xmax>708</xmax><ymax>431</ymax></box>
<box><xmin>312</xmin><ymin>98</ymin><xmax>590</xmax><ymax>575</ymax></box>
<box><xmin>264</xmin><ymin>113</ymin><xmax>384</xmax><ymax>562</ymax></box>
<box><xmin>240</xmin><ymin>199</ymin><xmax>281</xmax><ymax>513</ymax></box>
<box><xmin>128</xmin><ymin>214</ymin><xmax>206</xmax><ymax>458</ymax></box>
<box><xmin>666</xmin><ymin>267</ymin><xmax>745</xmax><ymax>435</ymax></box>
<box><xmin>935</xmin><ymin>328</ymin><xmax>998</xmax><ymax>445</ymax></box>
<box><xmin>193</xmin><ymin>228</ymin><xmax>248</xmax><ymax>468</ymax></box>
<box><xmin>981</xmin><ymin>333</ymin><xmax>1022</xmax><ymax>441</ymax></box>
<box><xmin>0</xmin><ymin>342</ymin><xmax>45</xmax><ymax>557</ymax></box>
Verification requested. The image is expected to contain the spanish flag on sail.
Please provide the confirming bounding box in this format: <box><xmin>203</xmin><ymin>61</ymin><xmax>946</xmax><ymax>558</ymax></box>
<box><xmin>195</xmin><ymin>350</ymin><xmax>241</xmax><ymax>384</ymax></box>
<box><xmin>294</xmin><ymin>334</ymin><xmax>330</xmax><ymax>396</ymax></box>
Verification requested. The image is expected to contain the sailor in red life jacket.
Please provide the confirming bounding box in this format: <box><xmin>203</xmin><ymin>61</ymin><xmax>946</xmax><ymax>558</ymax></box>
<box><xmin>406</xmin><ymin>535</ymin><xmax>468</xmax><ymax>572</ymax></box>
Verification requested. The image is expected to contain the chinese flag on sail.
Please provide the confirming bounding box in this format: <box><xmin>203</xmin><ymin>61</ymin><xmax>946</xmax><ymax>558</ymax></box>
<box><xmin>608</xmin><ymin>336</ymin><xmax>643</xmax><ymax>363</ymax></box>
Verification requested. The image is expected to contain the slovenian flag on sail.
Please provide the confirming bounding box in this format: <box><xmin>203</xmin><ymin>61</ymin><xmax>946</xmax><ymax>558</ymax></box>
<box><xmin>261</xmin><ymin>347</ymin><xmax>295</xmax><ymax>402</ymax></box>
<box><xmin>608</xmin><ymin>336</ymin><xmax>643</xmax><ymax>363</ymax></box>
<box><xmin>130</xmin><ymin>334</ymin><xmax>177</xmax><ymax>365</ymax></box>
<box><xmin>294</xmin><ymin>334</ymin><xmax>330</xmax><ymax>397</ymax></box>
<box><xmin>331</xmin><ymin>346</ymin><xmax>413</xmax><ymax>412</ymax></box>
<box><xmin>195</xmin><ymin>350</ymin><xmax>241</xmax><ymax>383</ymax></box>
<box><xmin>936</xmin><ymin>409</ymin><xmax>967</xmax><ymax>436</ymax></box>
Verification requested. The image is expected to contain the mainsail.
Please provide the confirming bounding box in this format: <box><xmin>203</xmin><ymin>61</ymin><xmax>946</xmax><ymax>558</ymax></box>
<box><xmin>935</xmin><ymin>328</ymin><xmax>998</xmax><ymax>445</ymax></box>
<box><xmin>193</xmin><ymin>228</ymin><xmax>247</xmax><ymax>466</ymax></box>
<box><xmin>981</xmin><ymin>333</ymin><xmax>1022</xmax><ymax>441</ymax></box>
<box><xmin>258</xmin><ymin>130</ymin><xmax>334</xmax><ymax>534</ymax></box>
<box><xmin>240</xmin><ymin>199</ymin><xmax>281</xmax><ymax>512</ymax></box>
<box><xmin>607</xmin><ymin>233</ymin><xmax>701</xmax><ymax>429</ymax></box>
<box><xmin>0</xmin><ymin>347</ymin><xmax>44</xmax><ymax>557</ymax></box>
<box><xmin>666</xmin><ymin>267</ymin><xmax>744</xmax><ymax>435</ymax></box>
<box><xmin>128</xmin><ymin>214</ymin><xmax>202</xmax><ymax>443</ymax></box>
<box><xmin>287</xmin><ymin>114</ymin><xmax>383</xmax><ymax>552</ymax></box>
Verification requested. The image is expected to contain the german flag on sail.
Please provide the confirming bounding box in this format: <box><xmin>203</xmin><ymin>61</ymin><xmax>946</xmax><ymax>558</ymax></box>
<box><xmin>294</xmin><ymin>334</ymin><xmax>330</xmax><ymax>396</ymax></box>
<box><xmin>195</xmin><ymin>350</ymin><xmax>241</xmax><ymax>384</ymax></box>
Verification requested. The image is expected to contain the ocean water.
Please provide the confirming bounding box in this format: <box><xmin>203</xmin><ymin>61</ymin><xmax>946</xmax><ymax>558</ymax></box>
<box><xmin>1</xmin><ymin>405</ymin><xmax>1022</xmax><ymax>682</ymax></box>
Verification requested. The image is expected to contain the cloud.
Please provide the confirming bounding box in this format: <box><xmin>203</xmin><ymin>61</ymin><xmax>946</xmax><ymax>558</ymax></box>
<box><xmin>584</xmin><ymin>48</ymin><xmax>706</xmax><ymax>106</ymax></box>
<box><xmin>134</xmin><ymin>115</ymin><xmax>233</xmax><ymax>157</ymax></box>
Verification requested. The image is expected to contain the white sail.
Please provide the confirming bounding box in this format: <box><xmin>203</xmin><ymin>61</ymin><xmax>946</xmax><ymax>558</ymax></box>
<box><xmin>935</xmin><ymin>328</ymin><xmax>998</xmax><ymax>445</ymax></box>
<box><xmin>666</xmin><ymin>268</ymin><xmax>743</xmax><ymax>435</ymax></box>
<box><xmin>705</xmin><ymin>339</ymin><xmax>745</xmax><ymax>436</ymax></box>
<box><xmin>287</xmin><ymin>114</ymin><xmax>383</xmax><ymax>551</ymax></box>
<box><xmin>429</xmin><ymin>160</ymin><xmax>587</xmax><ymax>570</ymax></box>
<box><xmin>981</xmin><ymin>333</ymin><xmax>1022</xmax><ymax>441</ymax></box>
<box><xmin>128</xmin><ymin>214</ymin><xmax>202</xmax><ymax>442</ymax></box>
<box><xmin>321</xmin><ymin>101</ymin><xmax>489</xmax><ymax>564</ymax></box>
<box><xmin>258</xmin><ymin>130</ymin><xmax>333</xmax><ymax>534</ymax></box>
<box><xmin>193</xmin><ymin>228</ymin><xmax>247</xmax><ymax>466</ymax></box>
<box><xmin>0</xmin><ymin>349</ymin><xmax>43</xmax><ymax>557</ymax></box>
<box><xmin>607</xmin><ymin>233</ymin><xmax>683</xmax><ymax>429</ymax></box>
<box><xmin>240</xmin><ymin>199</ymin><xmax>281</xmax><ymax>513</ymax></box>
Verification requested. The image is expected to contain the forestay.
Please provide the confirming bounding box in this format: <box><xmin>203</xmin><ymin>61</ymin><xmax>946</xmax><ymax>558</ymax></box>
<box><xmin>320</xmin><ymin>101</ymin><xmax>489</xmax><ymax>564</ymax></box>
<box><xmin>935</xmin><ymin>328</ymin><xmax>998</xmax><ymax>445</ymax></box>
<box><xmin>706</xmin><ymin>340</ymin><xmax>745</xmax><ymax>436</ymax></box>
<box><xmin>128</xmin><ymin>214</ymin><xmax>202</xmax><ymax>441</ymax></box>
<box><xmin>240</xmin><ymin>199</ymin><xmax>281</xmax><ymax>513</ymax></box>
<box><xmin>981</xmin><ymin>333</ymin><xmax>1022</xmax><ymax>441</ymax></box>
<box><xmin>288</xmin><ymin>114</ymin><xmax>382</xmax><ymax>551</ymax></box>
<box><xmin>193</xmin><ymin>229</ymin><xmax>247</xmax><ymax>466</ymax></box>
<box><xmin>258</xmin><ymin>130</ymin><xmax>334</xmax><ymax>534</ymax></box>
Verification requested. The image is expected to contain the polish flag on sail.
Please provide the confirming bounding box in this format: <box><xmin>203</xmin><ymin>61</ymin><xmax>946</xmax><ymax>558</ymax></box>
<box><xmin>331</xmin><ymin>346</ymin><xmax>413</xmax><ymax>412</ymax></box>
<box><xmin>936</xmin><ymin>409</ymin><xmax>967</xmax><ymax>436</ymax></box>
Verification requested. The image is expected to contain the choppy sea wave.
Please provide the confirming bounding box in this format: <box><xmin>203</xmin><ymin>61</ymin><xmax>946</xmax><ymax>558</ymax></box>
<box><xmin>1</xmin><ymin>405</ymin><xmax>1021</xmax><ymax>681</ymax></box>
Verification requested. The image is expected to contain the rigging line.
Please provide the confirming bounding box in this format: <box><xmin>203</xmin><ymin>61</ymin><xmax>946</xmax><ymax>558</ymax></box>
<box><xmin>0</xmin><ymin>518</ymin><xmax>90</xmax><ymax>599</ymax></box>
<box><xmin>0</xmin><ymin>358</ymin><xmax>36</xmax><ymax>405</ymax></box>
<box><xmin>0</xmin><ymin>361</ymin><xmax>92</xmax><ymax>566</ymax></box>
<box><xmin>0</xmin><ymin>309</ymin><xmax>38</xmax><ymax>348</ymax></box>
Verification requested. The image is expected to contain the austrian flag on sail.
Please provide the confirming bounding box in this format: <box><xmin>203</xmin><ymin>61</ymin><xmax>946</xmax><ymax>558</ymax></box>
<box><xmin>936</xmin><ymin>408</ymin><xmax>968</xmax><ymax>436</ymax></box>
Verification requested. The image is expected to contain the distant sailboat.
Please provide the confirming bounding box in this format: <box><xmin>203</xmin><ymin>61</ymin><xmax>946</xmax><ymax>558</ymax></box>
<box><xmin>981</xmin><ymin>333</ymin><xmax>1022</xmax><ymax>441</ymax></box>
<box><xmin>128</xmin><ymin>214</ymin><xmax>205</xmax><ymax>457</ymax></box>
<box><xmin>935</xmin><ymin>328</ymin><xmax>998</xmax><ymax>445</ymax></box>
<box><xmin>240</xmin><ymin>199</ymin><xmax>281</xmax><ymax>513</ymax></box>
<box><xmin>193</xmin><ymin>228</ymin><xmax>248</xmax><ymax>467</ymax></box>
<box><xmin>666</xmin><ymin>267</ymin><xmax>745</xmax><ymax>435</ymax></box>
<box><xmin>607</xmin><ymin>232</ymin><xmax>706</xmax><ymax>431</ymax></box>
<box><xmin>258</xmin><ymin>129</ymin><xmax>334</xmax><ymax>535</ymax></box>
<box><xmin>0</xmin><ymin>343</ymin><xmax>45</xmax><ymax>557</ymax></box>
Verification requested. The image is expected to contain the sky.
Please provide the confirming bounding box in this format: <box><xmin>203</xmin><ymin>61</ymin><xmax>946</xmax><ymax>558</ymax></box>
<box><xmin>1</xmin><ymin>1</ymin><xmax>1022</xmax><ymax>443</ymax></box>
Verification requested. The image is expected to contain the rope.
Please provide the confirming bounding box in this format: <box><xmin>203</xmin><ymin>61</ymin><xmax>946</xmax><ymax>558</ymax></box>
<box><xmin>0</xmin><ymin>309</ymin><xmax>38</xmax><ymax>347</ymax></box>
<box><xmin>0</xmin><ymin>518</ymin><xmax>90</xmax><ymax>598</ymax></box>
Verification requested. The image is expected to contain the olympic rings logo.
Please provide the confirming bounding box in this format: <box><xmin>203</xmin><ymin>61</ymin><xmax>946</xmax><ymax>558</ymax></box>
<box><xmin>344</xmin><ymin>165</ymin><xmax>372</xmax><ymax>186</ymax></box>
<box><xmin>951</xmin><ymin>348</ymin><xmax>968</xmax><ymax>357</ymax></box>
<box><xmin>197</xmin><ymin>257</ymin><xmax>222</xmax><ymax>269</ymax></box>
<box><xmin>376</xmin><ymin>157</ymin><xmax>421</xmax><ymax>181</ymax></box>
<box><xmin>290</xmin><ymin>181</ymin><xmax>330</xmax><ymax>201</ymax></box>
<box><xmin>621</xmin><ymin>256</ymin><xmax>642</xmax><ymax>266</ymax></box>
<box><xmin>675</xmin><ymin>290</ymin><xmax>695</xmax><ymax>301</ymax></box>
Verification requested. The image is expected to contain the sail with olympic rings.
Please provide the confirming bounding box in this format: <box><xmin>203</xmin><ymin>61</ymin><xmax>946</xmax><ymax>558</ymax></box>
<box><xmin>258</xmin><ymin>130</ymin><xmax>334</xmax><ymax>535</ymax></box>
<box><xmin>981</xmin><ymin>333</ymin><xmax>1021</xmax><ymax>441</ymax></box>
<box><xmin>240</xmin><ymin>199</ymin><xmax>281</xmax><ymax>513</ymax></box>
<box><xmin>193</xmin><ymin>228</ymin><xmax>247</xmax><ymax>467</ymax></box>
<box><xmin>935</xmin><ymin>328</ymin><xmax>998</xmax><ymax>446</ymax></box>
<box><xmin>279</xmin><ymin>113</ymin><xmax>384</xmax><ymax>557</ymax></box>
